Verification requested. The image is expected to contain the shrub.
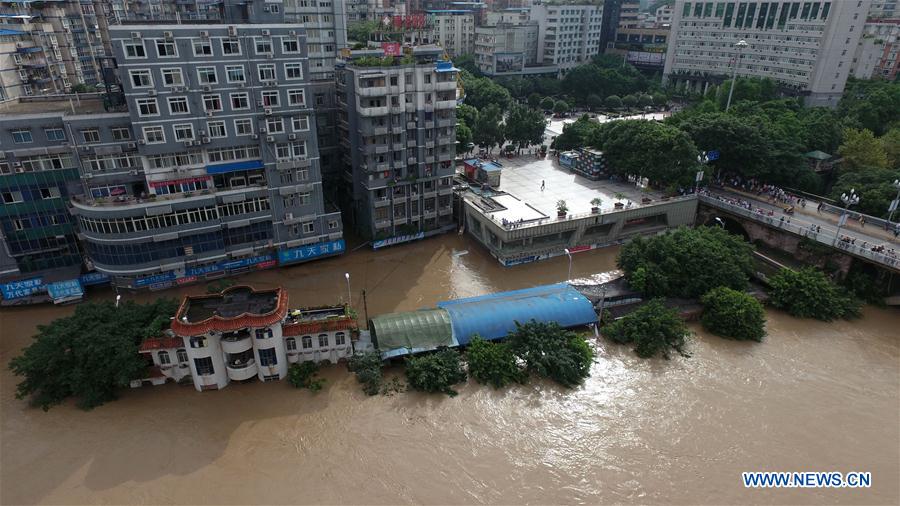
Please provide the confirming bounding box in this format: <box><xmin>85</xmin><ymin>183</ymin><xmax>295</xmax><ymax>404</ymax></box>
<box><xmin>768</xmin><ymin>267</ymin><xmax>862</xmax><ymax>321</ymax></box>
<box><xmin>348</xmin><ymin>351</ymin><xmax>384</xmax><ymax>396</ymax></box>
<box><xmin>603</xmin><ymin>299</ymin><xmax>690</xmax><ymax>359</ymax></box>
<box><xmin>287</xmin><ymin>361</ymin><xmax>325</xmax><ymax>392</ymax></box>
<box><xmin>506</xmin><ymin>320</ymin><xmax>594</xmax><ymax>387</ymax></box>
<box><xmin>466</xmin><ymin>337</ymin><xmax>526</xmax><ymax>388</ymax></box>
<box><xmin>405</xmin><ymin>348</ymin><xmax>467</xmax><ymax>396</ymax></box>
<box><xmin>700</xmin><ymin>287</ymin><xmax>766</xmax><ymax>341</ymax></box>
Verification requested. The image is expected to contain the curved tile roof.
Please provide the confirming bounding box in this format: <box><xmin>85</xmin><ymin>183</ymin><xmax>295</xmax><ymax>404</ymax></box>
<box><xmin>170</xmin><ymin>286</ymin><xmax>289</xmax><ymax>337</ymax></box>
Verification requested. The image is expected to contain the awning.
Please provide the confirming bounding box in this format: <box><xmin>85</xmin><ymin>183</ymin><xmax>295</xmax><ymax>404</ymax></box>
<box><xmin>370</xmin><ymin>308</ymin><xmax>454</xmax><ymax>353</ymax></box>
<box><xmin>205</xmin><ymin>159</ymin><xmax>264</xmax><ymax>175</ymax></box>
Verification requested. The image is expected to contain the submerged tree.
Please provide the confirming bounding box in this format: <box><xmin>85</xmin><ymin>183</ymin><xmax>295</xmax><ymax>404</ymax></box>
<box><xmin>767</xmin><ymin>268</ymin><xmax>862</xmax><ymax>321</ymax></box>
<box><xmin>466</xmin><ymin>337</ymin><xmax>526</xmax><ymax>388</ymax></box>
<box><xmin>506</xmin><ymin>320</ymin><xmax>593</xmax><ymax>388</ymax></box>
<box><xmin>603</xmin><ymin>299</ymin><xmax>690</xmax><ymax>359</ymax></box>
<box><xmin>405</xmin><ymin>348</ymin><xmax>467</xmax><ymax>397</ymax></box>
<box><xmin>700</xmin><ymin>287</ymin><xmax>766</xmax><ymax>342</ymax></box>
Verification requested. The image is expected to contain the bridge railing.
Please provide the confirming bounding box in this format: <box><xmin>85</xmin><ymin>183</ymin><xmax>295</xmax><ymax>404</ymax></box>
<box><xmin>699</xmin><ymin>194</ymin><xmax>900</xmax><ymax>270</ymax></box>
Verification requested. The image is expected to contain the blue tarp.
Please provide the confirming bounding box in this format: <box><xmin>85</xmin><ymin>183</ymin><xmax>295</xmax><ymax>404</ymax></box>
<box><xmin>205</xmin><ymin>159</ymin><xmax>264</xmax><ymax>174</ymax></box>
<box><xmin>437</xmin><ymin>283</ymin><xmax>597</xmax><ymax>344</ymax></box>
<box><xmin>0</xmin><ymin>28</ymin><xmax>26</xmax><ymax>36</ymax></box>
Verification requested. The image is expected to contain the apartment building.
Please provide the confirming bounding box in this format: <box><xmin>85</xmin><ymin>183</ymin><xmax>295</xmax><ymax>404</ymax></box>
<box><xmin>137</xmin><ymin>286</ymin><xmax>357</xmax><ymax>391</ymax></box>
<box><xmin>851</xmin><ymin>2</ymin><xmax>900</xmax><ymax>80</ymax></box>
<box><xmin>475</xmin><ymin>21</ymin><xmax>545</xmax><ymax>74</ymax></box>
<box><xmin>530</xmin><ymin>2</ymin><xmax>604</xmax><ymax>73</ymax></box>
<box><xmin>427</xmin><ymin>9</ymin><xmax>477</xmax><ymax>56</ymax></box>
<box><xmin>336</xmin><ymin>46</ymin><xmax>457</xmax><ymax>242</ymax></box>
<box><xmin>663</xmin><ymin>0</ymin><xmax>870</xmax><ymax>107</ymax></box>
<box><xmin>656</xmin><ymin>4</ymin><xmax>674</xmax><ymax>25</ymax></box>
<box><xmin>607</xmin><ymin>1</ymin><xmax>669</xmax><ymax>69</ymax></box>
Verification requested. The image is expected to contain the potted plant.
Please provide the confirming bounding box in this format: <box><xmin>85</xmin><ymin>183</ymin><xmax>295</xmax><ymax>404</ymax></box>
<box><xmin>590</xmin><ymin>198</ymin><xmax>602</xmax><ymax>213</ymax></box>
<box><xmin>557</xmin><ymin>200</ymin><xmax>568</xmax><ymax>218</ymax></box>
<box><xmin>614</xmin><ymin>192</ymin><xmax>626</xmax><ymax>209</ymax></box>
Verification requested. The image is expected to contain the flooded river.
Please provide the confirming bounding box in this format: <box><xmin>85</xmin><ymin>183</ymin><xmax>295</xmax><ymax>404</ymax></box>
<box><xmin>1</xmin><ymin>235</ymin><xmax>898</xmax><ymax>505</ymax></box>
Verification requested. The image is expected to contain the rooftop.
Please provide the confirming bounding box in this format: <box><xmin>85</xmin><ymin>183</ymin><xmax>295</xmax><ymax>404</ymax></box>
<box><xmin>0</xmin><ymin>95</ymin><xmax>115</xmax><ymax>116</ymax></box>
<box><xmin>170</xmin><ymin>285</ymin><xmax>289</xmax><ymax>336</ymax></box>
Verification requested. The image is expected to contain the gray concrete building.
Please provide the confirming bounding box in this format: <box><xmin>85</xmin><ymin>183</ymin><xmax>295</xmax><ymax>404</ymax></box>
<box><xmin>663</xmin><ymin>0</ymin><xmax>871</xmax><ymax>107</ymax></box>
<box><xmin>336</xmin><ymin>46</ymin><xmax>457</xmax><ymax>242</ymax></box>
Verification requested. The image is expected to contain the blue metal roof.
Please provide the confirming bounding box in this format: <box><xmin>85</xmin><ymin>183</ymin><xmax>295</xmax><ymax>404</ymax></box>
<box><xmin>206</xmin><ymin>159</ymin><xmax>264</xmax><ymax>174</ymax></box>
<box><xmin>437</xmin><ymin>283</ymin><xmax>597</xmax><ymax>345</ymax></box>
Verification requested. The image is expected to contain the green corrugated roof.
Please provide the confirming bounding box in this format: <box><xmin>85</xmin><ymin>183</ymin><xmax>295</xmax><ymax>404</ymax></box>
<box><xmin>370</xmin><ymin>308</ymin><xmax>453</xmax><ymax>350</ymax></box>
<box><xmin>804</xmin><ymin>150</ymin><xmax>832</xmax><ymax>160</ymax></box>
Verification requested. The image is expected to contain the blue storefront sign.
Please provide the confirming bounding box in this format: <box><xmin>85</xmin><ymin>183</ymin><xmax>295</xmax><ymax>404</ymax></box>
<box><xmin>706</xmin><ymin>149</ymin><xmax>720</xmax><ymax>161</ymax></box>
<box><xmin>79</xmin><ymin>272</ymin><xmax>111</xmax><ymax>286</ymax></box>
<box><xmin>278</xmin><ymin>239</ymin><xmax>345</xmax><ymax>265</ymax></box>
<box><xmin>504</xmin><ymin>256</ymin><xmax>537</xmax><ymax>267</ymax></box>
<box><xmin>372</xmin><ymin>232</ymin><xmax>426</xmax><ymax>250</ymax></box>
<box><xmin>0</xmin><ymin>277</ymin><xmax>44</xmax><ymax>300</ymax></box>
<box><xmin>133</xmin><ymin>272</ymin><xmax>177</xmax><ymax>288</ymax></box>
<box><xmin>47</xmin><ymin>279</ymin><xmax>84</xmax><ymax>301</ymax></box>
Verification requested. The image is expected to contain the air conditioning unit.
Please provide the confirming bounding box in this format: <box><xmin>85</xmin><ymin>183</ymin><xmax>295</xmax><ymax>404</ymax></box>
<box><xmin>288</xmin><ymin>133</ymin><xmax>297</xmax><ymax>141</ymax></box>
<box><xmin>127</xmin><ymin>142</ymin><xmax>137</xmax><ymax>149</ymax></box>
<box><xmin>206</xmin><ymin>111</ymin><xmax>214</xmax><ymax>117</ymax></box>
<box><xmin>130</xmin><ymin>169</ymin><xmax>139</xmax><ymax>175</ymax></box>
<box><xmin>266</xmin><ymin>136</ymin><xmax>275</xmax><ymax>142</ymax></box>
<box><xmin>228</xmin><ymin>25</ymin><xmax>237</xmax><ymax>36</ymax></box>
<box><xmin>264</xmin><ymin>108</ymin><xmax>272</xmax><ymax>115</ymax></box>
<box><xmin>263</xmin><ymin>5</ymin><xmax>271</xmax><ymax>12</ymax></box>
<box><xmin>202</xmin><ymin>85</ymin><xmax>212</xmax><ymax>92</ymax></box>
<box><xmin>199</xmin><ymin>129</ymin><xmax>207</xmax><ymax>136</ymax></box>
<box><xmin>289</xmin><ymin>30</ymin><xmax>297</xmax><ymax>36</ymax></box>
<box><xmin>193</xmin><ymin>140</ymin><xmax>203</xmax><ymax>146</ymax></box>
<box><xmin>238</xmin><ymin>83</ymin><xmax>246</xmax><ymax>88</ymax></box>
<box><xmin>251</xmin><ymin>134</ymin><xmax>259</xmax><ymax>140</ymax></box>
<box><xmin>138</xmin><ymin>139</ymin><xmax>146</xmax><ymax>145</ymax></box>
<box><xmin>131</xmin><ymin>31</ymin><xmax>141</xmax><ymax>39</ymax></box>
<box><xmin>256</xmin><ymin>100</ymin><xmax>264</xmax><ymax>107</ymax></box>
<box><xmin>81</xmin><ymin>145</ymin><xmax>91</xmax><ymax>151</ymax></box>
<box><xmin>15</xmin><ymin>166</ymin><xmax>24</xmax><ymax>173</ymax></box>
<box><xmin>266</xmin><ymin>54</ymin><xmax>274</xmax><ymax>59</ymax></box>
<box><xmin>285</xmin><ymin>213</ymin><xmax>293</xmax><ymax>220</ymax></box>
<box><xmin>201</xmin><ymin>137</ymin><xmax>210</xmax><ymax>144</ymax></box>
<box><xmin>259</xmin><ymin>127</ymin><xmax>268</xmax><ymax>134</ymax></box>
<box><xmin>163</xmin><ymin>31</ymin><xmax>174</xmax><ymax>40</ymax></box>
<box><xmin>200</xmin><ymin>30</ymin><xmax>210</xmax><ymax>39</ymax></box>
<box><xmin>183</xmin><ymin>141</ymin><xmax>193</xmax><ymax>148</ymax></box>
<box><xmin>262</xmin><ymin>29</ymin><xmax>271</xmax><ymax>36</ymax></box>
<box><xmin>147</xmin><ymin>89</ymin><xmax>156</xmax><ymax>96</ymax></box>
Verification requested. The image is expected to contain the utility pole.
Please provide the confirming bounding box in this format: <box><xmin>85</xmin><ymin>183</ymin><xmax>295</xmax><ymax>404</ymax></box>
<box><xmin>725</xmin><ymin>40</ymin><xmax>749</xmax><ymax>112</ymax></box>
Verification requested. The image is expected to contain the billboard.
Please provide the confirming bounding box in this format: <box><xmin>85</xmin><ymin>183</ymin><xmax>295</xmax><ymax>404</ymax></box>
<box><xmin>381</xmin><ymin>42</ymin><xmax>402</xmax><ymax>56</ymax></box>
<box><xmin>495</xmin><ymin>52</ymin><xmax>524</xmax><ymax>73</ymax></box>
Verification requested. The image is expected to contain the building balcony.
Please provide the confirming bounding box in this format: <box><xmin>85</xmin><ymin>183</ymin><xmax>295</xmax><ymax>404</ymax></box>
<box><xmin>407</xmin><ymin>121</ymin><xmax>418</xmax><ymax>129</ymax></box>
<box><xmin>439</xmin><ymin>207</ymin><xmax>453</xmax><ymax>216</ymax></box>
<box><xmin>357</xmin><ymin>86</ymin><xmax>388</xmax><ymax>97</ymax></box>
<box><xmin>392</xmin><ymin>142</ymin><xmax>405</xmax><ymax>151</ymax></box>
<box><xmin>435</xmin><ymin>80</ymin><xmax>457</xmax><ymax>91</ymax></box>
<box><xmin>359</xmin><ymin>105</ymin><xmax>390</xmax><ymax>117</ymax></box>
<box><xmin>407</xmin><ymin>138</ymin><xmax>417</xmax><ymax>147</ymax></box>
<box><xmin>226</xmin><ymin>359</ymin><xmax>258</xmax><ymax>381</ymax></box>
<box><xmin>393</xmin><ymin>215</ymin><xmax>407</xmax><ymax>225</ymax></box>
<box><xmin>276</xmin><ymin>159</ymin><xmax>310</xmax><ymax>171</ymax></box>
<box><xmin>436</xmin><ymin>99</ymin><xmax>457</xmax><ymax>109</ymax></box>
<box><xmin>221</xmin><ymin>331</ymin><xmax>252</xmax><ymax>354</ymax></box>
<box><xmin>390</xmin><ymin>105</ymin><xmax>405</xmax><ymax>114</ymax></box>
<box><xmin>438</xmin><ymin>186</ymin><xmax>453</xmax><ymax>195</ymax></box>
<box><xmin>437</xmin><ymin>118</ymin><xmax>456</xmax><ymax>128</ymax></box>
<box><xmin>423</xmin><ymin>209</ymin><xmax>437</xmax><ymax>219</ymax></box>
<box><xmin>374</xmin><ymin>196</ymin><xmax>391</xmax><ymax>208</ymax></box>
<box><xmin>375</xmin><ymin>218</ymin><xmax>391</xmax><ymax>228</ymax></box>
<box><xmin>407</xmin><ymin>156</ymin><xmax>418</xmax><ymax>165</ymax></box>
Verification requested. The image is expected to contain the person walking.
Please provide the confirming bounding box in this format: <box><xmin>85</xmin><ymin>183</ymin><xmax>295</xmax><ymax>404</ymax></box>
<box><xmin>541</xmin><ymin>180</ymin><xmax>545</xmax><ymax>191</ymax></box>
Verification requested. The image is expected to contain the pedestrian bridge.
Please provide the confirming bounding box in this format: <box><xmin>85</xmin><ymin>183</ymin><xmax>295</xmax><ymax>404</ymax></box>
<box><xmin>698</xmin><ymin>194</ymin><xmax>900</xmax><ymax>274</ymax></box>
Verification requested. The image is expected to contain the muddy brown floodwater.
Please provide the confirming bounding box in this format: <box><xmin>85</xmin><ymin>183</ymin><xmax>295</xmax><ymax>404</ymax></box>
<box><xmin>1</xmin><ymin>235</ymin><xmax>899</xmax><ymax>505</ymax></box>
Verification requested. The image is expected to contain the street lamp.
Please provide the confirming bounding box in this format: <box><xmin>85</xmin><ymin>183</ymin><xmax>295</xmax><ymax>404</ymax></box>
<box><xmin>725</xmin><ymin>40</ymin><xmax>749</xmax><ymax>112</ymax></box>
<box><xmin>695</xmin><ymin>151</ymin><xmax>709</xmax><ymax>193</ymax></box>
<box><xmin>887</xmin><ymin>179</ymin><xmax>900</xmax><ymax>223</ymax></box>
<box><xmin>714</xmin><ymin>217</ymin><xmax>725</xmax><ymax>228</ymax></box>
<box><xmin>564</xmin><ymin>248</ymin><xmax>572</xmax><ymax>282</ymax></box>
<box><xmin>115</xmin><ymin>294</ymin><xmax>121</xmax><ymax>308</ymax></box>
<box><xmin>834</xmin><ymin>189</ymin><xmax>860</xmax><ymax>245</ymax></box>
<box><xmin>344</xmin><ymin>272</ymin><xmax>351</xmax><ymax>308</ymax></box>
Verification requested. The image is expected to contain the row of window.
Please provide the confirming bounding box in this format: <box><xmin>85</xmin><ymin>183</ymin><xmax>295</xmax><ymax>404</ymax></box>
<box><xmin>122</xmin><ymin>36</ymin><xmax>301</xmax><ymax>60</ymax></box>
<box><xmin>78</xmin><ymin>197</ymin><xmax>271</xmax><ymax>235</ymax></box>
<box><xmin>135</xmin><ymin>89</ymin><xmax>307</xmax><ymax>119</ymax></box>
<box><xmin>1</xmin><ymin>186</ymin><xmax>62</xmax><ymax>204</ymax></box>
<box><xmin>129</xmin><ymin>62</ymin><xmax>304</xmax><ymax>90</ymax></box>
<box><xmin>0</xmin><ymin>154</ymin><xmax>75</xmax><ymax>174</ymax></box>
<box><xmin>683</xmin><ymin>2</ymin><xmax>833</xmax><ymax>28</ymax></box>
<box><xmin>2</xmin><ymin>210</ymin><xmax>67</xmax><ymax>233</ymax></box>
<box><xmin>8</xmin><ymin>127</ymin><xmax>131</xmax><ymax>145</ymax></box>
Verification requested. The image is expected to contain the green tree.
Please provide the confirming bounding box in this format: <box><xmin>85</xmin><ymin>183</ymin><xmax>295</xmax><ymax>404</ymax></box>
<box><xmin>456</xmin><ymin>103</ymin><xmax>479</xmax><ymax>129</ymax></box>
<box><xmin>527</xmin><ymin>92</ymin><xmax>542</xmax><ymax>108</ymax></box>
<box><xmin>506</xmin><ymin>320</ymin><xmax>594</xmax><ymax>388</ymax></box>
<box><xmin>9</xmin><ymin>298</ymin><xmax>179</xmax><ymax>410</ymax></box>
<box><xmin>839</xmin><ymin>128</ymin><xmax>888</xmax><ymax>171</ymax></box>
<box><xmin>287</xmin><ymin>361</ymin><xmax>325</xmax><ymax>391</ymax></box>
<box><xmin>466</xmin><ymin>337</ymin><xmax>526</xmax><ymax>388</ymax></box>
<box><xmin>598</xmin><ymin>120</ymin><xmax>699</xmax><ymax>187</ymax></box>
<box><xmin>348</xmin><ymin>351</ymin><xmax>384</xmax><ymax>396</ymax></box>
<box><xmin>461</xmin><ymin>71</ymin><xmax>512</xmax><ymax>111</ymax></box>
<box><xmin>880</xmin><ymin>128</ymin><xmax>900</xmax><ymax>169</ymax></box>
<box><xmin>553</xmin><ymin>100</ymin><xmax>569</xmax><ymax>114</ymax></box>
<box><xmin>637</xmin><ymin>93</ymin><xmax>654</xmax><ymax>108</ymax></box>
<box><xmin>838</xmin><ymin>78</ymin><xmax>900</xmax><ymax>136</ymax></box>
<box><xmin>586</xmin><ymin>94</ymin><xmax>603</xmax><ymax>111</ymax></box>
<box><xmin>347</xmin><ymin>20</ymin><xmax>380</xmax><ymax>43</ymax></box>
<box><xmin>405</xmin><ymin>348</ymin><xmax>467</xmax><ymax>396</ymax></box>
<box><xmin>562</xmin><ymin>64</ymin><xmax>605</xmax><ymax>103</ymax></box>
<box><xmin>473</xmin><ymin>103</ymin><xmax>505</xmax><ymax>152</ymax></box>
<box><xmin>798</xmin><ymin>107</ymin><xmax>844</xmax><ymax>154</ymax></box>
<box><xmin>829</xmin><ymin>167</ymin><xmax>900</xmax><ymax>218</ymax></box>
<box><xmin>494</xmin><ymin>75</ymin><xmax>533</xmax><ymax>98</ymax></box>
<box><xmin>551</xmin><ymin>114</ymin><xmax>597</xmax><ymax>151</ymax></box>
<box><xmin>617</xmin><ymin>226</ymin><xmax>754</xmax><ymax>299</ymax></box>
<box><xmin>622</xmin><ymin>94</ymin><xmax>638</xmax><ymax>108</ymax></box>
<box><xmin>453</xmin><ymin>53</ymin><xmax>482</xmax><ymax>77</ymax></box>
<box><xmin>700</xmin><ymin>287</ymin><xmax>766</xmax><ymax>342</ymax></box>
<box><xmin>603</xmin><ymin>299</ymin><xmax>690</xmax><ymax>359</ymax></box>
<box><xmin>605</xmin><ymin>95</ymin><xmax>622</xmax><ymax>109</ymax></box>
<box><xmin>675</xmin><ymin>112</ymin><xmax>771</xmax><ymax>180</ymax></box>
<box><xmin>768</xmin><ymin>268</ymin><xmax>862</xmax><ymax>321</ymax></box>
<box><xmin>540</xmin><ymin>96</ymin><xmax>555</xmax><ymax>111</ymax></box>
<box><xmin>504</xmin><ymin>103</ymin><xmax>547</xmax><ymax>152</ymax></box>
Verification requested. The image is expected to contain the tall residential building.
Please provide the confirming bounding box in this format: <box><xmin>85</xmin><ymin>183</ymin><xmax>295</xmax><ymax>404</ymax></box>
<box><xmin>530</xmin><ymin>2</ymin><xmax>604</xmax><ymax>73</ymax></box>
<box><xmin>851</xmin><ymin>2</ymin><xmax>900</xmax><ymax>81</ymax></box>
<box><xmin>607</xmin><ymin>0</ymin><xmax>668</xmax><ymax>69</ymax></box>
<box><xmin>475</xmin><ymin>21</ymin><xmax>545</xmax><ymax>74</ymax></box>
<box><xmin>426</xmin><ymin>9</ymin><xmax>477</xmax><ymax>56</ymax></box>
<box><xmin>663</xmin><ymin>0</ymin><xmax>871</xmax><ymax>107</ymax></box>
<box><xmin>336</xmin><ymin>46</ymin><xmax>457</xmax><ymax>241</ymax></box>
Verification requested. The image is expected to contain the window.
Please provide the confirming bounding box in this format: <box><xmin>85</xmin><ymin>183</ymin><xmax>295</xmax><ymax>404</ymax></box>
<box><xmin>173</xmin><ymin>124</ymin><xmax>194</xmax><ymax>142</ymax></box>
<box><xmin>129</xmin><ymin>69</ymin><xmax>152</xmax><ymax>87</ymax></box>
<box><xmin>176</xmin><ymin>349</ymin><xmax>188</xmax><ymax>363</ymax></box>
<box><xmin>45</xmin><ymin>128</ymin><xmax>65</xmax><ymax>141</ymax></box>
<box><xmin>222</xmin><ymin>38</ymin><xmax>241</xmax><ymax>55</ymax></box>
<box><xmin>287</xmin><ymin>89</ymin><xmax>306</xmax><ymax>106</ymax></box>
<box><xmin>193</xmin><ymin>39</ymin><xmax>212</xmax><ymax>56</ymax></box>
<box><xmin>255</xmin><ymin>39</ymin><xmax>273</xmax><ymax>54</ymax></box>
<box><xmin>285</xmin><ymin>63</ymin><xmax>303</xmax><ymax>79</ymax></box>
<box><xmin>2</xmin><ymin>191</ymin><xmax>23</xmax><ymax>203</ymax></box>
<box><xmin>167</xmin><ymin>96</ymin><xmax>189</xmax><ymax>114</ymax></box>
<box><xmin>317</xmin><ymin>334</ymin><xmax>328</xmax><ymax>347</ymax></box>
<box><xmin>39</xmin><ymin>187</ymin><xmax>61</xmax><ymax>199</ymax></box>
<box><xmin>234</xmin><ymin>119</ymin><xmax>253</xmax><ymax>136</ymax></box>
<box><xmin>158</xmin><ymin>350</ymin><xmax>171</xmax><ymax>365</ymax></box>
<box><xmin>286</xmin><ymin>338</ymin><xmax>297</xmax><ymax>351</ymax></box>
<box><xmin>231</xmin><ymin>92</ymin><xmax>250</xmax><ymax>110</ymax></box>
<box><xmin>208</xmin><ymin>121</ymin><xmax>227</xmax><ymax>138</ymax></box>
<box><xmin>335</xmin><ymin>332</ymin><xmax>346</xmax><ymax>346</ymax></box>
<box><xmin>258</xmin><ymin>347</ymin><xmax>278</xmax><ymax>366</ymax></box>
<box><xmin>203</xmin><ymin>94</ymin><xmax>222</xmax><ymax>112</ymax></box>
<box><xmin>261</xmin><ymin>90</ymin><xmax>279</xmax><ymax>107</ymax></box>
<box><xmin>161</xmin><ymin>68</ymin><xmax>183</xmax><ymax>87</ymax></box>
<box><xmin>12</xmin><ymin>130</ymin><xmax>33</xmax><ymax>144</ymax></box>
<box><xmin>328</xmin><ymin>220</ymin><xmax>339</xmax><ymax>230</ymax></box>
<box><xmin>142</xmin><ymin>126</ymin><xmax>165</xmax><ymax>144</ymax></box>
<box><xmin>258</xmin><ymin>64</ymin><xmax>276</xmax><ymax>81</ymax></box>
<box><xmin>283</xmin><ymin>38</ymin><xmax>300</xmax><ymax>53</ymax></box>
<box><xmin>194</xmin><ymin>357</ymin><xmax>214</xmax><ymax>375</ymax></box>
<box><xmin>156</xmin><ymin>40</ymin><xmax>177</xmax><ymax>57</ymax></box>
<box><xmin>292</xmin><ymin>116</ymin><xmax>309</xmax><ymax>131</ymax></box>
<box><xmin>265</xmin><ymin>117</ymin><xmax>284</xmax><ymax>133</ymax></box>
<box><xmin>302</xmin><ymin>335</ymin><xmax>312</xmax><ymax>349</ymax></box>
<box><xmin>269</xmin><ymin>4</ymin><xmax>279</xmax><ymax>13</ymax></box>
<box><xmin>225</xmin><ymin>65</ymin><xmax>245</xmax><ymax>83</ymax></box>
<box><xmin>136</xmin><ymin>98</ymin><xmax>159</xmax><ymax>116</ymax></box>
<box><xmin>111</xmin><ymin>128</ymin><xmax>131</xmax><ymax>141</ymax></box>
<box><xmin>255</xmin><ymin>328</ymin><xmax>274</xmax><ymax>339</ymax></box>
<box><xmin>81</xmin><ymin>129</ymin><xmax>100</xmax><ymax>144</ymax></box>
<box><xmin>123</xmin><ymin>41</ymin><xmax>146</xmax><ymax>58</ymax></box>
<box><xmin>197</xmin><ymin>67</ymin><xmax>217</xmax><ymax>84</ymax></box>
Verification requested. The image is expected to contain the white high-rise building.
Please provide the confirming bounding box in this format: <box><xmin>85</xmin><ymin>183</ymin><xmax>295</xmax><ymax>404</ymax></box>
<box><xmin>530</xmin><ymin>2</ymin><xmax>604</xmax><ymax>73</ymax></box>
<box><xmin>663</xmin><ymin>0</ymin><xmax>871</xmax><ymax>107</ymax></box>
<box><xmin>427</xmin><ymin>10</ymin><xmax>477</xmax><ymax>57</ymax></box>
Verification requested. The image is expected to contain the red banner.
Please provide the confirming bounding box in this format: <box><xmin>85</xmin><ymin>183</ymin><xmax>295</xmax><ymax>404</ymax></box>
<box><xmin>149</xmin><ymin>176</ymin><xmax>211</xmax><ymax>188</ymax></box>
<box><xmin>381</xmin><ymin>42</ymin><xmax>402</xmax><ymax>56</ymax></box>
